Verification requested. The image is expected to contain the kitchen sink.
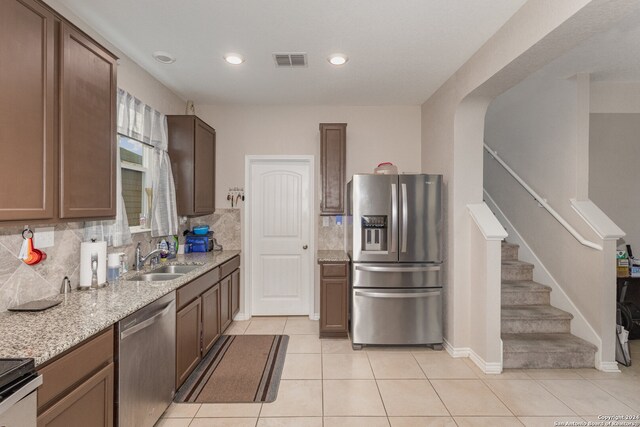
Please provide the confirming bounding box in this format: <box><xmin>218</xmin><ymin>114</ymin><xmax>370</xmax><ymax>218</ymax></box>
<box><xmin>127</xmin><ymin>264</ymin><xmax>200</xmax><ymax>282</ymax></box>
<box><xmin>128</xmin><ymin>273</ymin><xmax>183</xmax><ymax>282</ymax></box>
<box><xmin>151</xmin><ymin>265</ymin><xmax>199</xmax><ymax>274</ymax></box>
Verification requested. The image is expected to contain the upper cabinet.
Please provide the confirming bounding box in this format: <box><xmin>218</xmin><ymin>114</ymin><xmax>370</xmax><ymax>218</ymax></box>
<box><xmin>167</xmin><ymin>116</ymin><xmax>216</xmax><ymax>217</ymax></box>
<box><xmin>319</xmin><ymin>123</ymin><xmax>347</xmax><ymax>215</ymax></box>
<box><xmin>0</xmin><ymin>0</ymin><xmax>118</xmax><ymax>223</ymax></box>
<box><xmin>59</xmin><ymin>24</ymin><xmax>117</xmax><ymax>219</ymax></box>
<box><xmin>0</xmin><ymin>0</ymin><xmax>56</xmax><ymax>221</ymax></box>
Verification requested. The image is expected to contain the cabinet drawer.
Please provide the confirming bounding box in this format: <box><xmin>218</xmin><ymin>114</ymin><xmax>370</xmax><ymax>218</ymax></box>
<box><xmin>220</xmin><ymin>256</ymin><xmax>240</xmax><ymax>279</ymax></box>
<box><xmin>176</xmin><ymin>267</ymin><xmax>220</xmax><ymax>310</ymax></box>
<box><xmin>321</xmin><ymin>263</ymin><xmax>348</xmax><ymax>278</ymax></box>
<box><xmin>38</xmin><ymin>327</ymin><xmax>113</xmax><ymax>411</ymax></box>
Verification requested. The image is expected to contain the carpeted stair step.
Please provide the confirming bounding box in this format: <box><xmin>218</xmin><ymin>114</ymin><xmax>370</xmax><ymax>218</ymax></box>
<box><xmin>502</xmin><ymin>281</ymin><xmax>551</xmax><ymax>306</ymax></box>
<box><xmin>502</xmin><ymin>260</ymin><xmax>534</xmax><ymax>281</ymax></box>
<box><xmin>502</xmin><ymin>333</ymin><xmax>597</xmax><ymax>369</ymax></box>
<box><xmin>501</xmin><ymin>241</ymin><xmax>519</xmax><ymax>261</ymax></box>
<box><xmin>501</xmin><ymin>305</ymin><xmax>572</xmax><ymax>334</ymax></box>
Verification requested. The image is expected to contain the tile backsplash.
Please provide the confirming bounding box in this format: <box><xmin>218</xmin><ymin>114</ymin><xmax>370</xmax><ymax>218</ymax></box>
<box><xmin>0</xmin><ymin>209</ymin><xmax>341</xmax><ymax>311</ymax></box>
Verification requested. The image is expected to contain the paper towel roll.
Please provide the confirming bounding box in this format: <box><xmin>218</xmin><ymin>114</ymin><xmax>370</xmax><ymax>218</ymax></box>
<box><xmin>80</xmin><ymin>241</ymin><xmax>107</xmax><ymax>288</ymax></box>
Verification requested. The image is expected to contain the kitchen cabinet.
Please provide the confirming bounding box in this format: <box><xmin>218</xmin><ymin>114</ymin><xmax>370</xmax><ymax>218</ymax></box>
<box><xmin>167</xmin><ymin>116</ymin><xmax>216</xmax><ymax>217</ymax></box>
<box><xmin>0</xmin><ymin>0</ymin><xmax>55</xmax><ymax>221</ymax></box>
<box><xmin>220</xmin><ymin>275</ymin><xmax>232</xmax><ymax>332</ymax></box>
<box><xmin>231</xmin><ymin>269</ymin><xmax>241</xmax><ymax>318</ymax></box>
<box><xmin>176</xmin><ymin>297</ymin><xmax>202</xmax><ymax>388</ymax></box>
<box><xmin>0</xmin><ymin>0</ymin><xmax>117</xmax><ymax>224</ymax></box>
<box><xmin>174</xmin><ymin>255</ymin><xmax>241</xmax><ymax>388</ymax></box>
<box><xmin>59</xmin><ymin>23</ymin><xmax>117</xmax><ymax>219</ymax></box>
<box><xmin>201</xmin><ymin>284</ymin><xmax>220</xmax><ymax>355</ymax></box>
<box><xmin>319</xmin><ymin>123</ymin><xmax>347</xmax><ymax>215</ymax></box>
<box><xmin>37</xmin><ymin>327</ymin><xmax>114</xmax><ymax>427</ymax></box>
<box><xmin>319</xmin><ymin>262</ymin><xmax>349</xmax><ymax>338</ymax></box>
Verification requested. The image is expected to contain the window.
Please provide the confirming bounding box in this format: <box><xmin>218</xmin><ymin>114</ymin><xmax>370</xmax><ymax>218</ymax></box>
<box><xmin>119</xmin><ymin>135</ymin><xmax>152</xmax><ymax>232</ymax></box>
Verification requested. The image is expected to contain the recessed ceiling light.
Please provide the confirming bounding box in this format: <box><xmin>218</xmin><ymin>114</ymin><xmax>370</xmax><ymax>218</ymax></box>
<box><xmin>328</xmin><ymin>54</ymin><xmax>348</xmax><ymax>66</ymax></box>
<box><xmin>152</xmin><ymin>51</ymin><xmax>176</xmax><ymax>64</ymax></box>
<box><xmin>224</xmin><ymin>53</ymin><xmax>244</xmax><ymax>65</ymax></box>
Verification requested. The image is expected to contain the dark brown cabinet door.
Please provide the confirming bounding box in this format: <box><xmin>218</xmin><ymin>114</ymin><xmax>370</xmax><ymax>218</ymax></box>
<box><xmin>320</xmin><ymin>278</ymin><xmax>348</xmax><ymax>336</ymax></box>
<box><xmin>319</xmin><ymin>123</ymin><xmax>347</xmax><ymax>215</ymax></box>
<box><xmin>37</xmin><ymin>363</ymin><xmax>114</xmax><ymax>427</ymax></box>
<box><xmin>167</xmin><ymin>116</ymin><xmax>216</xmax><ymax>216</ymax></box>
<box><xmin>0</xmin><ymin>0</ymin><xmax>55</xmax><ymax>221</ymax></box>
<box><xmin>176</xmin><ymin>298</ymin><xmax>202</xmax><ymax>388</ymax></box>
<box><xmin>59</xmin><ymin>23</ymin><xmax>117</xmax><ymax>219</ymax></box>
<box><xmin>231</xmin><ymin>269</ymin><xmax>240</xmax><ymax>318</ymax></box>
<box><xmin>201</xmin><ymin>284</ymin><xmax>220</xmax><ymax>355</ymax></box>
<box><xmin>194</xmin><ymin>120</ymin><xmax>216</xmax><ymax>214</ymax></box>
<box><xmin>220</xmin><ymin>276</ymin><xmax>232</xmax><ymax>332</ymax></box>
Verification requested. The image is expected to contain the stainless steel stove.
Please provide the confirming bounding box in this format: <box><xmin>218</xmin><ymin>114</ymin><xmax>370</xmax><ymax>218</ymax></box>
<box><xmin>0</xmin><ymin>358</ymin><xmax>42</xmax><ymax>427</ymax></box>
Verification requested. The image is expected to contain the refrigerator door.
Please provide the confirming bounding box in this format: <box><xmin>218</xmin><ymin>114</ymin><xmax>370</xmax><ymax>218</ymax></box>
<box><xmin>351</xmin><ymin>287</ymin><xmax>443</xmax><ymax>345</ymax></box>
<box><xmin>352</xmin><ymin>263</ymin><xmax>441</xmax><ymax>289</ymax></box>
<box><xmin>399</xmin><ymin>174</ymin><xmax>442</xmax><ymax>263</ymax></box>
<box><xmin>351</xmin><ymin>174</ymin><xmax>399</xmax><ymax>262</ymax></box>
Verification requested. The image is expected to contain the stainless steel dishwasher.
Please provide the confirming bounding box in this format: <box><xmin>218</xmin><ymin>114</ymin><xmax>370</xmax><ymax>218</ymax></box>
<box><xmin>118</xmin><ymin>291</ymin><xmax>176</xmax><ymax>427</ymax></box>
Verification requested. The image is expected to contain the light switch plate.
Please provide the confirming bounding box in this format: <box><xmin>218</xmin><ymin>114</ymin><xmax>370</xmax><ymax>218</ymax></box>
<box><xmin>322</xmin><ymin>217</ymin><xmax>330</xmax><ymax>227</ymax></box>
<box><xmin>34</xmin><ymin>227</ymin><xmax>55</xmax><ymax>248</ymax></box>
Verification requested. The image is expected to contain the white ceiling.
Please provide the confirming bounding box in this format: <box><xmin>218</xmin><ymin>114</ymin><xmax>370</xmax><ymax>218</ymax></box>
<box><xmin>51</xmin><ymin>0</ymin><xmax>527</xmax><ymax>105</ymax></box>
<box><xmin>538</xmin><ymin>6</ymin><xmax>640</xmax><ymax>81</ymax></box>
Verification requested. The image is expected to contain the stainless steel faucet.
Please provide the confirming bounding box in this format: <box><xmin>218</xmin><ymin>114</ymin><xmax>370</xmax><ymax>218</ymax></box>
<box><xmin>135</xmin><ymin>242</ymin><xmax>169</xmax><ymax>271</ymax></box>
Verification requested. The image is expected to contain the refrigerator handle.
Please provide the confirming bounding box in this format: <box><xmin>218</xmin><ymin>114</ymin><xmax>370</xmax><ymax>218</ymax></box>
<box><xmin>391</xmin><ymin>183</ymin><xmax>397</xmax><ymax>253</ymax></box>
<box><xmin>401</xmin><ymin>183</ymin><xmax>408</xmax><ymax>253</ymax></box>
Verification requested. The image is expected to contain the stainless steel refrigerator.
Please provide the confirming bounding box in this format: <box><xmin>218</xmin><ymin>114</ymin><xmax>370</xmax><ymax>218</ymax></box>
<box><xmin>347</xmin><ymin>174</ymin><xmax>443</xmax><ymax>349</ymax></box>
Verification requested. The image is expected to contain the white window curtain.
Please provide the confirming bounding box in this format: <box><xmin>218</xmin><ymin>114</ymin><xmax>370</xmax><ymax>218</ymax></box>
<box><xmin>84</xmin><ymin>89</ymin><xmax>179</xmax><ymax>245</ymax></box>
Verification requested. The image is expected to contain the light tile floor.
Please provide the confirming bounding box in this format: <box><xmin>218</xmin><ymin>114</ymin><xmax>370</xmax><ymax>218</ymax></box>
<box><xmin>157</xmin><ymin>317</ymin><xmax>640</xmax><ymax>427</ymax></box>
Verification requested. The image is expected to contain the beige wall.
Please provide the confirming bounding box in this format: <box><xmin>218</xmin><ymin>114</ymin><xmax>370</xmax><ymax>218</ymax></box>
<box><xmin>195</xmin><ymin>105</ymin><xmax>422</xmax><ymax>209</ymax></box>
<box><xmin>590</xmin><ymin>113</ymin><xmax>640</xmax><ymax>251</ymax></box>
<box><xmin>591</xmin><ymin>81</ymin><xmax>640</xmax><ymax>113</ymax></box>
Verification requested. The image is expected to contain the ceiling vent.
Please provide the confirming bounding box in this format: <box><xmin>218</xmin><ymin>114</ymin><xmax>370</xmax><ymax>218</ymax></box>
<box><xmin>273</xmin><ymin>52</ymin><xmax>307</xmax><ymax>67</ymax></box>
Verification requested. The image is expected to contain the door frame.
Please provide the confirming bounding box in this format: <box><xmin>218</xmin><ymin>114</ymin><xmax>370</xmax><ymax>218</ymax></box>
<box><xmin>244</xmin><ymin>155</ymin><xmax>315</xmax><ymax>318</ymax></box>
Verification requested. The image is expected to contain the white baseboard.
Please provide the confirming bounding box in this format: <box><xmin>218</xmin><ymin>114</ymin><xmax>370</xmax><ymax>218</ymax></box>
<box><xmin>598</xmin><ymin>361</ymin><xmax>621</xmax><ymax>373</ymax></box>
<box><xmin>309</xmin><ymin>313</ymin><xmax>320</xmax><ymax>321</ymax></box>
<box><xmin>444</xmin><ymin>339</ymin><xmax>503</xmax><ymax>374</ymax></box>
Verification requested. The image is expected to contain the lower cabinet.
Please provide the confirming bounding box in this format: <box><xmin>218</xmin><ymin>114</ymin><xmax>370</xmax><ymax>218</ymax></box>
<box><xmin>201</xmin><ymin>284</ymin><xmax>220</xmax><ymax>354</ymax></box>
<box><xmin>319</xmin><ymin>262</ymin><xmax>349</xmax><ymax>338</ymax></box>
<box><xmin>37</xmin><ymin>364</ymin><xmax>113</xmax><ymax>427</ymax></box>
<box><xmin>220</xmin><ymin>275</ymin><xmax>232</xmax><ymax>332</ymax></box>
<box><xmin>231</xmin><ymin>269</ymin><xmax>240</xmax><ymax>318</ymax></box>
<box><xmin>175</xmin><ymin>255</ymin><xmax>241</xmax><ymax>389</ymax></box>
<box><xmin>176</xmin><ymin>297</ymin><xmax>202</xmax><ymax>388</ymax></box>
<box><xmin>37</xmin><ymin>327</ymin><xmax>114</xmax><ymax>427</ymax></box>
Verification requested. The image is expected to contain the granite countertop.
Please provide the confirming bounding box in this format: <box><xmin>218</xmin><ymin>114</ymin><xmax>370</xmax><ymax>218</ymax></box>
<box><xmin>0</xmin><ymin>250</ymin><xmax>240</xmax><ymax>367</ymax></box>
<box><xmin>317</xmin><ymin>250</ymin><xmax>350</xmax><ymax>263</ymax></box>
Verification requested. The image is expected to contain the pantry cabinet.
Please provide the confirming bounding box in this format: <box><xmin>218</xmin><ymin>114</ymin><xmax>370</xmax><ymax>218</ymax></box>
<box><xmin>0</xmin><ymin>0</ymin><xmax>117</xmax><ymax>223</ymax></box>
<box><xmin>167</xmin><ymin>116</ymin><xmax>216</xmax><ymax>217</ymax></box>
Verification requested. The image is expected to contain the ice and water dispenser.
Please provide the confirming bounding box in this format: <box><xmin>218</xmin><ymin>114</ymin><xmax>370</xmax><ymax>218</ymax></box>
<box><xmin>361</xmin><ymin>215</ymin><xmax>388</xmax><ymax>252</ymax></box>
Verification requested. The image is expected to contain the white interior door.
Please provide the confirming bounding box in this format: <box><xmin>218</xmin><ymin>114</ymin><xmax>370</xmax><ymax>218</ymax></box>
<box><xmin>249</xmin><ymin>158</ymin><xmax>312</xmax><ymax>315</ymax></box>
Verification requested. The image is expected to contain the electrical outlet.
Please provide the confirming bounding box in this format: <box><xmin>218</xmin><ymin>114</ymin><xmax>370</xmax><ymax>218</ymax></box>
<box><xmin>322</xmin><ymin>217</ymin><xmax>330</xmax><ymax>227</ymax></box>
<box><xmin>34</xmin><ymin>227</ymin><xmax>54</xmax><ymax>248</ymax></box>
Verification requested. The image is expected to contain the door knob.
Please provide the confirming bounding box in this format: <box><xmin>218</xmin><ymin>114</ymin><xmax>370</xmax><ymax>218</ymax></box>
<box><xmin>303</xmin><ymin>245</ymin><xmax>308</xmax><ymax>250</ymax></box>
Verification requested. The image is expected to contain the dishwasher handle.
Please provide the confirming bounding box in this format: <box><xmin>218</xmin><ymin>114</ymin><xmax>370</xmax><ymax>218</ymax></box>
<box><xmin>120</xmin><ymin>300</ymin><xmax>175</xmax><ymax>340</ymax></box>
<box><xmin>355</xmin><ymin>290</ymin><xmax>441</xmax><ymax>299</ymax></box>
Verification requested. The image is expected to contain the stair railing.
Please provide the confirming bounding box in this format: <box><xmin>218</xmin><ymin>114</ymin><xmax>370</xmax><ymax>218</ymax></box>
<box><xmin>484</xmin><ymin>142</ymin><xmax>602</xmax><ymax>251</ymax></box>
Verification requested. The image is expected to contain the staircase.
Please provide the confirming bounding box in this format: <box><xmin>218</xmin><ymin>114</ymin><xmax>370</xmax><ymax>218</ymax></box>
<box><xmin>501</xmin><ymin>241</ymin><xmax>597</xmax><ymax>369</ymax></box>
